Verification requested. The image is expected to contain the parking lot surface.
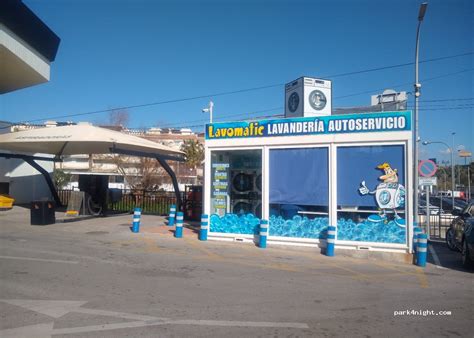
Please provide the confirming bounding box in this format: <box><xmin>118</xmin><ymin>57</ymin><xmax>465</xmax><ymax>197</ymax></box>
<box><xmin>1</xmin><ymin>207</ymin><xmax>472</xmax><ymax>337</ymax></box>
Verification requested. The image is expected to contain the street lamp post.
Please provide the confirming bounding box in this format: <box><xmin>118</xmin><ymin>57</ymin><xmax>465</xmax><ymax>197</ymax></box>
<box><xmin>202</xmin><ymin>100</ymin><xmax>214</xmax><ymax>124</ymax></box>
<box><xmin>451</xmin><ymin>132</ymin><xmax>456</xmax><ymax>206</ymax></box>
<box><xmin>413</xmin><ymin>2</ymin><xmax>428</xmax><ymax>228</ymax></box>
<box><xmin>459</xmin><ymin>150</ymin><xmax>472</xmax><ymax>200</ymax></box>
<box><xmin>437</xmin><ymin>166</ymin><xmax>447</xmax><ymax>191</ymax></box>
<box><xmin>422</xmin><ymin>140</ymin><xmax>455</xmax><ymax>209</ymax></box>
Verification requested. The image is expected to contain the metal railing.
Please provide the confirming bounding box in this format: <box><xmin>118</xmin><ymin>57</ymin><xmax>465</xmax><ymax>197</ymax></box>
<box><xmin>418</xmin><ymin>213</ymin><xmax>456</xmax><ymax>239</ymax></box>
<box><xmin>58</xmin><ymin>189</ymin><xmax>184</xmax><ymax>215</ymax></box>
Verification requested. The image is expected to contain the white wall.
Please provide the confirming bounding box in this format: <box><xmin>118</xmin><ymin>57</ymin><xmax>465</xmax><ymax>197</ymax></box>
<box><xmin>1</xmin><ymin>156</ymin><xmax>53</xmax><ymax>204</ymax></box>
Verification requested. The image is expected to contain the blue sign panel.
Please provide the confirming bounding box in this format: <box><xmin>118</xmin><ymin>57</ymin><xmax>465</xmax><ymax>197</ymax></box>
<box><xmin>206</xmin><ymin>111</ymin><xmax>411</xmax><ymax>140</ymax></box>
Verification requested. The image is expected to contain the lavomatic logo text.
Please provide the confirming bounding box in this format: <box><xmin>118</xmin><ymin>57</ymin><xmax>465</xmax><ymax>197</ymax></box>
<box><xmin>206</xmin><ymin>111</ymin><xmax>411</xmax><ymax>140</ymax></box>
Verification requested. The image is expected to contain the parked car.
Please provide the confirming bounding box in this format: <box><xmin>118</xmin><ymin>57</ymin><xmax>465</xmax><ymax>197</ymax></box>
<box><xmin>461</xmin><ymin>217</ymin><xmax>474</xmax><ymax>269</ymax></box>
<box><xmin>430</xmin><ymin>196</ymin><xmax>467</xmax><ymax>213</ymax></box>
<box><xmin>418</xmin><ymin>203</ymin><xmax>443</xmax><ymax>215</ymax></box>
<box><xmin>446</xmin><ymin>202</ymin><xmax>474</xmax><ymax>252</ymax></box>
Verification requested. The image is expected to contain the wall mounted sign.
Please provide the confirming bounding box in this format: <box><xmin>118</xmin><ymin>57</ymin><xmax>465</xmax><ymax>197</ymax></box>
<box><xmin>419</xmin><ymin>177</ymin><xmax>437</xmax><ymax>186</ymax></box>
<box><xmin>206</xmin><ymin>111</ymin><xmax>411</xmax><ymax>140</ymax></box>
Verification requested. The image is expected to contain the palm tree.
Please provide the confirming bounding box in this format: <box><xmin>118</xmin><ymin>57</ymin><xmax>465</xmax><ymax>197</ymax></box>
<box><xmin>180</xmin><ymin>139</ymin><xmax>204</xmax><ymax>184</ymax></box>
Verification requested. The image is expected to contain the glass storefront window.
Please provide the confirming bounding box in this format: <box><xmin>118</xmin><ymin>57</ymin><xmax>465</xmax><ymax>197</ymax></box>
<box><xmin>336</xmin><ymin>145</ymin><xmax>406</xmax><ymax>244</ymax></box>
<box><xmin>269</xmin><ymin>147</ymin><xmax>329</xmax><ymax>239</ymax></box>
<box><xmin>210</xmin><ymin>149</ymin><xmax>262</xmax><ymax>234</ymax></box>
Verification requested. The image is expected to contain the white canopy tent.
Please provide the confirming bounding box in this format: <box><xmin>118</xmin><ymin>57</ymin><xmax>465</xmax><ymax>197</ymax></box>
<box><xmin>0</xmin><ymin>124</ymin><xmax>183</xmax><ymax>158</ymax></box>
<box><xmin>0</xmin><ymin>124</ymin><xmax>185</xmax><ymax>208</ymax></box>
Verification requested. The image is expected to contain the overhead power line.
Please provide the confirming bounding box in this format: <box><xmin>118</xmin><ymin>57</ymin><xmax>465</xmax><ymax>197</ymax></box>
<box><xmin>137</xmin><ymin>102</ymin><xmax>473</xmax><ymax>131</ymax></box>
<box><xmin>8</xmin><ymin>51</ymin><xmax>472</xmax><ymax>126</ymax></box>
<box><xmin>155</xmin><ymin>107</ymin><xmax>282</xmax><ymax>129</ymax></box>
<box><xmin>334</xmin><ymin>68</ymin><xmax>474</xmax><ymax>100</ymax></box>
<box><xmin>420</xmin><ymin>97</ymin><xmax>473</xmax><ymax>102</ymax></box>
<box><xmin>321</xmin><ymin>52</ymin><xmax>474</xmax><ymax>79</ymax></box>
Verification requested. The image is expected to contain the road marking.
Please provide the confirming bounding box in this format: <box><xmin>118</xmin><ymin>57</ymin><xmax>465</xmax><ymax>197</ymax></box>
<box><xmin>428</xmin><ymin>244</ymin><xmax>447</xmax><ymax>270</ymax></box>
<box><xmin>52</xmin><ymin>320</ymin><xmax>158</xmax><ymax>335</ymax></box>
<box><xmin>0</xmin><ymin>299</ymin><xmax>309</xmax><ymax>336</ymax></box>
<box><xmin>0</xmin><ymin>255</ymin><xmax>79</xmax><ymax>264</ymax></box>
<box><xmin>326</xmin><ymin>263</ymin><xmax>372</xmax><ymax>281</ymax></box>
<box><xmin>183</xmin><ymin>237</ymin><xmax>221</xmax><ymax>259</ymax></box>
<box><xmin>75</xmin><ymin>307</ymin><xmax>165</xmax><ymax>321</ymax></box>
<box><xmin>52</xmin><ymin>318</ymin><xmax>309</xmax><ymax>335</ymax></box>
<box><xmin>372</xmin><ymin>261</ymin><xmax>419</xmax><ymax>276</ymax></box>
<box><xmin>414</xmin><ymin>267</ymin><xmax>429</xmax><ymax>288</ymax></box>
<box><xmin>159</xmin><ymin>318</ymin><xmax>309</xmax><ymax>328</ymax></box>
<box><xmin>0</xmin><ymin>300</ymin><xmax>87</xmax><ymax>318</ymax></box>
<box><xmin>0</xmin><ymin>322</ymin><xmax>54</xmax><ymax>338</ymax></box>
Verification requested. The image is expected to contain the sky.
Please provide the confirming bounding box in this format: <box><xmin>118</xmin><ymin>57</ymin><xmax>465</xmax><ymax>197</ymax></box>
<box><xmin>1</xmin><ymin>0</ymin><xmax>472</xmax><ymax>164</ymax></box>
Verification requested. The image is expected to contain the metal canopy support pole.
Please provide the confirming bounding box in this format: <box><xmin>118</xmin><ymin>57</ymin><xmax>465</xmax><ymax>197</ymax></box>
<box><xmin>0</xmin><ymin>153</ymin><xmax>63</xmax><ymax>207</ymax></box>
<box><xmin>23</xmin><ymin>158</ymin><xmax>62</xmax><ymax>207</ymax></box>
<box><xmin>156</xmin><ymin>156</ymin><xmax>182</xmax><ymax>211</ymax></box>
<box><xmin>107</xmin><ymin>147</ymin><xmax>184</xmax><ymax>211</ymax></box>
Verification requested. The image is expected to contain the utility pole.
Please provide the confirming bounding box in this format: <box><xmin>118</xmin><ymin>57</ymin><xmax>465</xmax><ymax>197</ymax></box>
<box><xmin>413</xmin><ymin>2</ymin><xmax>428</xmax><ymax>227</ymax></box>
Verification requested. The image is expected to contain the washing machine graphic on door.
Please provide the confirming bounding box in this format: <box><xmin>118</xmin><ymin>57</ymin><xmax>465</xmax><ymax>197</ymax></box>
<box><xmin>231</xmin><ymin>171</ymin><xmax>254</xmax><ymax>194</ymax></box>
<box><xmin>232</xmin><ymin>200</ymin><xmax>254</xmax><ymax>215</ymax></box>
<box><xmin>230</xmin><ymin>170</ymin><xmax>262</xmax><ymax>216</ymax></box>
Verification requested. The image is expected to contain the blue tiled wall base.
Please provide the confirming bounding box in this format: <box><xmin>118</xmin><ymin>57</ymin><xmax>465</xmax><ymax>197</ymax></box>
<box><xmin>210</xmin><ymin>213</ymin><xmax>260</xmax><ymax>235</ymax></box>
<box><xmin>269</xmin><ymin>215</ymin><xmax>328</xmax><ymax>239</ymax></box>
<box><xmin>337</xmin><ymin>218</ymin><xmax>406</xmax><ymax>243</ymax></box>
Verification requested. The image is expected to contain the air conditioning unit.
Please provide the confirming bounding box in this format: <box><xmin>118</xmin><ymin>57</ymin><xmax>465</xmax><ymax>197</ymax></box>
<box><xmin>285</xmin><ymin>77</ymin><xmax>332</xmax><ymax>118</ymax></box>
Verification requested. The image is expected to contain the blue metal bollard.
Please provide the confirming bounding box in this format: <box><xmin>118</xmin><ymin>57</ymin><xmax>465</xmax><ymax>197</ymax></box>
<box><xmin>174</xmin><ymin>211</ymin><xmax>183</xmax><ymax>238</ymax></box>
<box><xmin>416</xmin><ymin>233</ymin><xmax>428</xmax><ymax>267</ymax></box>
<box><xmin>326</xmin><ymin>226</ymin><xmax>336</xmax><ymax>257</ymax></box>
<box><xmin>199</xmin><ymin>214</ymin><xmax>208</xmax><ymax>241</ymax></box>
<box><xmin>168</xmin><ymin>204</ymin><xmax>176</xmax><ymax>226</ymax></box>
<box><xmin>259</xmin><ymin>219</ymin><xmax>268</xmax><ymax>248</ymax></box>
<box><xmin>132</xmin><ymin>207</ymin><xmax>141</xmax><ymax>233</ymax></box>
<box><xmin>413</xmin><ymin>226</ymin><xmax>422</xmax><ymax>253</ymax></box>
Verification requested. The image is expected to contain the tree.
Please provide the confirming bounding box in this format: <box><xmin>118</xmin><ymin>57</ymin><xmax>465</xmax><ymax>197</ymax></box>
<box><xmin>53</xmin><ymin>169</ymin><xmax>72</xmax><ymax>189</ymax></box>
<box><xmin>113</xmin><ymin>155</ymin><xmax>166</xmax><ymax>191</ymax></box>
<box><xmin>180</xmin><ymin>139</ymin><xmax>204</xmax><ymax>184</ymax></box>
<box><xmin>108</xmin><ymin>108</ymin><xmax>129</xmax><ymax>128</ymax></box>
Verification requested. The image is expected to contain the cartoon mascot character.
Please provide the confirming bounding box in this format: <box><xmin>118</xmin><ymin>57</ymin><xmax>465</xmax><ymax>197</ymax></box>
<box><xmin>359</xmin><ymin>162</ymin><xmax>406</xmax><ymax>227</ymax></box>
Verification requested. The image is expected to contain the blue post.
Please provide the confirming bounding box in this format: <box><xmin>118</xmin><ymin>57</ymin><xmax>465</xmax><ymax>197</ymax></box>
<box><xmin>132</xmin><ymin>207</ymin><xmax>141</xmax><ymax>233</ymax></box>
<box><xmin>174</xmin><ymin>211</ymin><xmax>183</xmax><ymax>238</ymax></box>
<box><xmin>259</xmin><ymin>219</ymin><xmax>268</xmax><ymax>249</ymax></box>
<box><xmin>199</xmin><ymin>214</ymin><xmax>208</xmax><ymax>241</ymax></box>
<box><xmin>168</xmin><ymin>204</ymin><xmax>176</xmax><ymax>226</ymax></box>
<box><xmin>416</xmin><ymin>233</ymin><xmax>428</xmax><ymax>267</ymax></box>
<box><xmin>413</xmin><ymin>226</ymin><xmax>422</xmax><ymax>253</ymax></box>
<box><xmin>326</xmin><ymin>226</ymin><xmax>336</xmax><ymax>257</ymax></box>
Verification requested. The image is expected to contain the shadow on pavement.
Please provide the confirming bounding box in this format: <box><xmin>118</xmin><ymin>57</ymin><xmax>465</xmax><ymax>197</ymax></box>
<box><xmin>427</xmin><ymin>239</ymin><xmax>473</xmax><ymax>273</ymax></box>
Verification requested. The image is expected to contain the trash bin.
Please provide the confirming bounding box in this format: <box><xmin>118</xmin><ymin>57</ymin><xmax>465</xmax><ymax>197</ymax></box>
<box><xmin>31</xmin><ymin>200</ymin><xmax>55</xmax><ymax>225</ymax></box>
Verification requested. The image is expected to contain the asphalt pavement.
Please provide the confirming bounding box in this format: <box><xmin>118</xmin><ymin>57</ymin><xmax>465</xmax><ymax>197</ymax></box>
<box><xmin>0</xmin><ymin>206</ymin><xmax>472</xmax><ymax>337</ymax></box>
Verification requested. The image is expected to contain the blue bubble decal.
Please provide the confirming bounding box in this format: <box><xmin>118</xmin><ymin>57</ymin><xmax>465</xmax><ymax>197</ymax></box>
<box><xmin>210</xmin><ymin>213</ymin><xmax>406</xmax><ymax>244</ymax></box>
<box><xmin>269</xmin><ymin>215</ymin><xmax>328</xmax><ymax>239</ymax></box>
<box><xmin>337</xmin><ymin>218</ymin><xmax>406</xmax><ymax>243</ymax></box>
<box><xmin>210</xmin><ymin>213</ymin><xmax>260</xmax><ymax>235</ymax></box>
